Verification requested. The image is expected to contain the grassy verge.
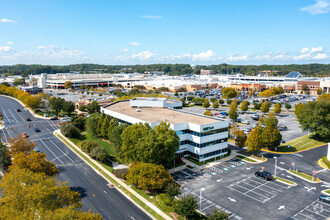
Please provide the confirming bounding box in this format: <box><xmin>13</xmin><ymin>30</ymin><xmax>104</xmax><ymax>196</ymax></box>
<box><xmin>288</xmin><ymin>170</ymin><xmax>321</xmax><ymax>183</ymax></box>
<box><xmin>236</xmin><ymin>155</ymin><xmax>257</xmax><ymax>162</ymax></box>
<box><xmin>322</xmin><ymin>156</ymin><xmax>330</xmax><ymax>169</ymax></box>
<box><xmin>274</xmin><ymin>176</ymin><xmax>296</xmax><ymax>186</ymax></box>
<box><xmin>56</xmin><ymin>134</ymin><xmax>165</xmax><ymax>220</ymax></box>
<box><xmin>325</xmin><ymin>189</ymin><xmax>330</xmax><ymax>194</ymax></box>
<box><xmin>274</xmin><ymin>134</ymin><xmax>327</xmax><ymax>153</ymax></box>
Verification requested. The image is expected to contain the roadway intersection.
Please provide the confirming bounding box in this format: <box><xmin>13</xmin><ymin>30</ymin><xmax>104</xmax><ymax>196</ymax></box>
<box><xmin>0</xmin><ymin>96</ymin><xmax>151</xmax><ymax>220</ymax></box>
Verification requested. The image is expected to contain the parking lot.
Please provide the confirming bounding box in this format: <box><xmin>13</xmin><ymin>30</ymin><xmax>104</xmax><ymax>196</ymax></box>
<box><xmin>172</xmin><ymin>156</ymin><xmax>330</xmax><ymax>219</ymax></box>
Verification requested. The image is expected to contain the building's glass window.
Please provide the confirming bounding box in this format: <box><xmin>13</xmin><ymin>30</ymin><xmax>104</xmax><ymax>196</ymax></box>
<box><xmin>178</xmin><ymin>127</ymin><xmax>228</xmax><ymax>137</ymax></box>
<box><xmin>184</xmin><ymin>148</ymin><xmax>227</xmax><ymax>160</ymax></box>
<box><xmin>180</xmin><ymin>138</ymin><xmax>228</xmax><ymax>148</ymax></box>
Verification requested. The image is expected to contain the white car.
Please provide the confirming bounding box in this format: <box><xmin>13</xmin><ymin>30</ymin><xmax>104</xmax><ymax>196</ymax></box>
<box><xmin>241</xmin><ymin>120</ymin><xmax>250</xmax><ymax>124</ymax></box>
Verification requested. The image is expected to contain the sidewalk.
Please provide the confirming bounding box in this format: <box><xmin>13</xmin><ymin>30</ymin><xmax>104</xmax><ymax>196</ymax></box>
<box><xmin>54</xmin><ymin>130</ymin><xmax>172</xmax><ymax>220</ymax></box>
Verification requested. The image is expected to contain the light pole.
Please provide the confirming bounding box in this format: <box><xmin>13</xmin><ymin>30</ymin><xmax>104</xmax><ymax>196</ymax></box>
<box><xmin>200</xmin><ymin>188</ymin><xmax>205</xmax><ymax>217</ymax></box>
<box><xmin>273</xmin><ymin>156</ymin><xmax>277</xmax><ymax>178</ymax></box>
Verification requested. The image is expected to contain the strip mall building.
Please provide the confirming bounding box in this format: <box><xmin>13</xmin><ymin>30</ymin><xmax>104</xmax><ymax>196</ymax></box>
<box><xmin>101</xmin><ymin>97</ymin><xmax>229</xmax><ymax>162</ymax></box>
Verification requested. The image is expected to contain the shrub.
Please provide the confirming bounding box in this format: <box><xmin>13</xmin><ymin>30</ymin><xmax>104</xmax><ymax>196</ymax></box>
<box><xmin>80</xmin><ymin>140</ymin><xmax>98</xmax><ymax>154</ymax></box>
<box><xmin>60</xmin><ymin>123</ymin><xmax>80</xmax><ymax>138</ymax></box>
<box><xmin>89</xmin><ymin>145</ymin><xmax>107</xmax><ymax>162</ymax></box>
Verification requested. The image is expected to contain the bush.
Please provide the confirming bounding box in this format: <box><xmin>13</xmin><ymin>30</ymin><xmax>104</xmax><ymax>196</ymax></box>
<box><xmin>60</xmin><ymin>123</ymin><xmax>80</xmax><ymax>138</ymax></box>
<box><xmin>165</xmin><ymin>182</ymin><xmax>181</xmax><ymax>199</ymax></box>
<box><xmin>175</xmin><ymin>195</ymin><xmax>197</xmax><ymax>218</ymax></box>
<box><xmin>80</xmin><ymin>140</ymin><xmax>98</xmax><ymax>154</ymax></box>
<box><xmin>157</xmin><ymin>193</ymin><xmax>174</xmax><ymax>213</ymax></box>
<box><xmin>71</xmin><ymin>116</ymin><xmax>86</xmax><ymax>131</ymax></box>
<box><xmin>89</xmin><ymin>145</ymin><xmax>107</xmax><ymax>162</ymax></box>
<box><xmin>113</xmin><ymin>168</ymin><xmax>129</xmax><ymax>178</ymax></box>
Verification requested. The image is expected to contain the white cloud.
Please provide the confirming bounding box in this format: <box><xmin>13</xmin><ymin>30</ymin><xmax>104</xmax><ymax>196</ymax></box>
<box><xmin>6</xmin><ymin>41</ymin><xmax>14</xmax><ymax>45</ymax></box>
<box><xmin>0</xmin><ymin>46</ymin><xmax>15</xmax><ymax>53</ymax></box>
<box><xmin>293</xmin><ymin>53</ymin><xmax>311</xmax><ymax>60</ymax></box>
<box><xmin>192</xmin><ymin>50</ymin><xmax>216</xmax><ymax>61</ymax></box>
<box><xmin>272</xmin><ymin>54</ymin><xmax>291</xmax><ymax>60</ymax></box>
<box><xmin>37</xmin><ymin>45</ymin><xmax>47</xmax><ymax>50</ymax></box>
<box><xmin>313</xmin><ymin>53</ymin><xmax>328</xmax><ymax>59</ymax></box>
<box><xmin>300</xmin><ymin>47</ymin><xmax>309</xmax><ymax>53</ymax></box>
<box><xmin>226</xmin><ymin>53</ymin><xmax>249</xmax><ymax>61</ymax></box>
<box><xmin>301</xmin><ymin>0</ymin><xmax>330</xmax><ymax>14</ymax></box>
<box><xmin>0</xmin><ymin>18</ymin><xmax>17</xmax><ymax>23</ymax></box>
<box><xmin>128</xmin><ymin>42</ymin><xmax>140</xmax><ymax>46</ymax></box>
<box><xmin>310</xmin><ymin>46</ymin><xmax>323</xmax><ymax>53</ymax></box>
<box><xmin>121</xmin><ymin>48</ymin><xmax>129</xmax><ymax>53</ymax></box>
<box><xmin>141</xmin><ymin>15</ymin><xmax>162</xmax><ymax>19</ymax></box>
<box><xmin>253</xmin><ymin>54</ymin><xmax>271</xmax><ymax>60</ymax></box>
<box><xmin>131</xmin><ymin>50</ymin><xmax>155</xmax><ymax>60</ymax></box>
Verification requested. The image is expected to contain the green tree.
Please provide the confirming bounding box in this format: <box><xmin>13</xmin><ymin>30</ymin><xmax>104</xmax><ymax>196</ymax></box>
<box><xmin>295</xmin><ymin>100</ymin><xmax>329</xmax><ymax>139</ymax></box>
<box><xmin>210</xmin><ymin>97</ymin><xmax>217</xmax><ymax>103</ymax></box>
<box><xmin>97</xmin><ymin>113</ymin><xmax>106</xmax><ymax>135</ymax></box>
<box><xmin>273</xmin><ymin>103</ymin><xmax>281</xmax><ymax>114</ymax></box>
<box><xmin>8</xmin><ymin>135</ymin><xmax>34</xmax><ymax>157</ymax></box>
<box><xmin>294</xmin><ymin>102</ymin><xmax>304</xmax><ymax>118</ymax></box>
<box><xmin>212</xmin><ymin>100</ymin><xmax>219</xmax><ymax>109</ymax></box>
<box><xmin>254</xmin><ymin>102</ymin><xmax>261</xmax><ymax>110</ymax></box>
<box><xmin>245</xmin><ymin>126</ymin><xmax>264</xmax><ymax>152</ymax></box>
<box><xmin>89</xmin><ymin>145</ymin><xmax>107</xmax><ymax>162</ymax></box>
<box><xmin>80</xmin><ymin>84</ymin><xmax>87</xmax><ymax>90</ymax></box>
<box><xmin>207</xmin><ymin>209</ymin><xmax>229</xmax><ymax>220</ymax></box>
<box><xmin>49</xmin><ymin>97</ymin><xmax>65</xmax><ymax>115</ymax></box>
<box><xmin>218</xmin><ymin>99</ymin><xmax>224</xmax><ymax>105</ymax></box>
<box><xmin>101</xmin><ymin>115</ymin><xmax>111</xmax><ymax>138</ymax></box>
<box><xmin>240</xmin><ymin>101</ymin><xmax>249</xmax><ymax>112</ymax></box>
<box><xmin>86</xmin><ymin>113</ymin><xmax>100</xmax><ymax>137</ymax></box>
<box><xmin>13</xmin><ymin>78</ymin><xmax>25</xmax><ymax>86</ymax></box>
<box><xmin>60</xmin><ymin>123</ymin><xmax>80</xmax><ymax>138</ymax></box>
<box><xmin>80</xmin><ymin>140</ymin><xmax>98</xmax><ymax>154</ymax></box>
<box><xmin>261</xmin><ymin>112</ymin><xmax>278</xmax><ymax>127</ymax></box>
<box><xmin>0</xmin><ymin>143</ymin><xmax>11</xmax><ymax>170</ymax></box>
<box><xmin>108</xmin><ymin>123</ymin><xmax>129</xmax><ymax>157</ymax></box>
<box><xmin>229</xmin><ymin>108</ymin><xmax>238</xmax><ymax>120</ymax></box>
<box><xmin>78</xmin><ymin>105</ymin><xmax>86</xmax><ymax>112</ymax></box>
<box><xmin>70</xmin><ymin>116</ymin><xmax>86</xmax><ymax>131</ymax></box>
<box><xmin>317</xmin><ymin>87</ymin><xmax>322</xmax><ymax>95</ymax></box>
<box><xmin>226</xmin><ymin>99</ymin><xmax>232</xmax><ymax>105</ymax></box>
<box><xmin>285</xmin><ymin>103</ymin><xmax>291</xmax><ymax>111</ymax></box>
<box><xmin>262</xmin><ymin>123</ymin><xmax>282</xmax><ymax>150</ymax></box>
<box><xmin>260</xmin><ymin>101</ymin><xmax>270</xmax><ymax>113</ymax></box>
<box><xmin>192</xmin><ymin>98</ymin><xmax>204</xmax><ymax>105</ymax></box>
<box><xmin>165</xmin><ymin>182</ymin><xmax>181</xmax><ymax>199</ymax></box>
<box><xmin>203</xmin><ymin>99</ymin><xmax>210</xmax><ymax>108</ymax></box>
<box><xmin>107</xmin><ymin>118</ymin><xmax>118</xmax><ymax>140</ymax></box>
<box><xmin>204</xmin><ymin>110</ymin><xmax>214</xmax><ymax>116</ymax></box>
<box><xmin>302</xmin><ymin>84</ymin><xmax>309</xmax><ymax>93</ymax></box>
<box><xmin>235</xmin><ymin>130</ymin><xmax>247</xmax><ymax>148</ymax></box>
<box><xmin>175</xmin><ymin>195</ymin><xmax>197</xmax><ymax>218</ymax></box>
<box><xmin>62</xmin><ymin>101</ymin><xmax>75</xmax><ymax>114</ymax></box>
<box><xmin>126</xmin><ymin>162</ymin><xmax>173</xmax><ymax>191</ymax></box>
<box><xmin>230</xmin><ymin>100</ymin><xmax>238</xmax><ymax>109</ymax></box>
<box><xmin>64</xmin><ymin>81</ymin><xmax>72</xmax><ymax>89</ymax></box>
<box><xmin>222</xmin><ymin>88</ymin><xmax>238</xmax><ymax>99</ymax></box>
<box><xmin>86</xmin><ymin>100</ymin><xmax>100</xmax><ymax>114</ymax></box>
<box><xmin>24</xmin><ymin>95</ymin><xmax>43</xmax><ymax>109</ymax></box>
<box><xmin>11</xmin><ymin>151</ymin><xmax>59</xmax><ymax>176</ymax></box>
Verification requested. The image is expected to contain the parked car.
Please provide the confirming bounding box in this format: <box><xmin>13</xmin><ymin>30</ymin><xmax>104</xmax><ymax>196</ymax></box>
<box><xmin>319</xmin><ymin>195</ymin><xmax>330</xmax><ymax>204</ymax></box>
<box><xmin>22</xmin><ymin>133</ymin><xmax>28</xmax><ymax>138</ymax></box>
<box><xmin>241</xmin><ymin>120</ymin><xmax>250</xmax><ymax>124</ymax></box>
<box><xmin>278</xmin><ymin>125</ymin><xmax>288</xmax><ymax>130</ymax></box>
<box><xmin>26</xmin><ymin>118</ymin><xmax>32</xmax><ymax>121</ymax></box>
<box><xmin>255</xmin><ymin>171</ymin><xmax>273</xmax><ymax>180</ymax></box>
<box><xmin>34</xmin><ymin>128</ymin><xmax>40</xmax><ymax>132</ymax></box>
<box><xmin>17</xmin><ymin>109</ymin><xmax>21</xmax><ymax>112</ymax></box>
<box><xmin>33</xmin><ymin>147</ymin><xmax>40</xmax><ymax>152</ymax></box>
<box><xmin>50</xmin><ymin>116</ymin><xmax>58</xmax><ymax>120</ymax></box>
<box><xmin>215</xmin><ymin>115</ymin><xmax>225</xmax><ymax>119</ymax></box>
<box><xmin>251</xmin><ymin>115</ymin><xmax>259</xmax><ymax>120</ymax></box>
<box><xmin>220</xmin><ymin>112</ymin><xmax>228</xmax><ymax>116</ymax></box>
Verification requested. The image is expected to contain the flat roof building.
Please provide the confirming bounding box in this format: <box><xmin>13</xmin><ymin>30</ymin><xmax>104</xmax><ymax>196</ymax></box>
<box><xmin>101</xmin><ymin>98</ymin><xmax>229</xmax><ymax>162</ymax></box>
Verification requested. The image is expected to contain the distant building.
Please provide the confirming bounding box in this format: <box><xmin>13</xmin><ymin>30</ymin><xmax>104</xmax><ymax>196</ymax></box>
<box><xmin>296</xmin><ymin>80</ymin><xmax>320</xmax><ymax>95</ymax></box>
<box><xmin>19</xmin><ymin>86</ymin><xmax>43</xmax><ymax>94</ymax></box>
<box><xmin>200</xmin><ymin>69</ymin><xmax>214</xmax><ymax>75</ymax></box>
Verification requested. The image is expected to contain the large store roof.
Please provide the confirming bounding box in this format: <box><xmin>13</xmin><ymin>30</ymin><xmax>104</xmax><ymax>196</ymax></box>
<box><xmin>105</xmin><ymin>101</ymin><xmax>221</xmax><ymax>125</ymax></box>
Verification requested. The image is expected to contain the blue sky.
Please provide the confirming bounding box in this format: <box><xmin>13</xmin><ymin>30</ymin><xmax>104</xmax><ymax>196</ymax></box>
<box><xmin>0</xmin><ymin>0</ymin><xmax>330</xmax><ymax>65</ymax></box>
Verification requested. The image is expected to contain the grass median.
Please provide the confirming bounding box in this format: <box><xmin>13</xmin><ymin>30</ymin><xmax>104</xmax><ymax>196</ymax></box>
<box><xmin>287</xmin><ymin>170</ymin><xmax>321</xmax><ymax>183</ymax></box>
<box><xmin>55</xmin><ymin>133</ymin><xmax>165</xmax><ymax>220</ymax></box>
<box><xmin>274</xmin><ymin>176</ymin><xmax>296</xmax><ymax>186</ymax></box>
<box><xmin>236</xmin><ymin>155</ymin><xmax>257</xmax><ymax>163</ymax></box>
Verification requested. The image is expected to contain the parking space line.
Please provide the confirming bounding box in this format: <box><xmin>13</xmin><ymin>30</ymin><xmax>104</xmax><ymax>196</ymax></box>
<box><xmin>241</xmin><ymin>182</ymin><xmax>277</xmax><ymax>196</ymax></box>
<box><xmin>295</xmin><ymin>212</ymin><xmax>315</xmax><ymax>220</ymax></box>
<box><xmin>249</xmin><ymin>177</ymin><xmax>286</xmax><ymax>191</ymax></box>
<box><xmin>39</xmin><ymin>139</ymin><xmax>64</xmax><ymax>164</ymax></box>
<box><xmin>202</xmin><ymin>203</ymin><xmax>215</xmax><ymax>211</ymax></box>
<box><xmin>303</xmin><ymin>208</ymin><xmax>328</xmax><ymax>219</ymax></box>
<box><xmin>226</xmin><ymin>186</ymin><xmax>265</xmax><ymax>203</ymax></box>
<box><xmin>314</xmin><ymin>201</ymin><xmax>330</xmax><ymax>208</ymax></box>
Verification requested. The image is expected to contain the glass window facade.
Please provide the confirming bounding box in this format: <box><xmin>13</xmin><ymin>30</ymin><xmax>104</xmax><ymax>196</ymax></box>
<box><xmin>180</xmin><ymin>138</ymin><xmax>228</xmax><ymax>148</ymax></box>
<box><xmin>184</xmin><ymin>148</ymin><xmax>228</xmax><ymax>159</ymax></box>
<box><xmin>176</xmin><ymin>127</ymin><xmax>228</xmax><ymax>137</ymax></box>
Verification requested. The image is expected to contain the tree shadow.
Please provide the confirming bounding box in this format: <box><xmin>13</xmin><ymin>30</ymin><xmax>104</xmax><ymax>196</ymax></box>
<box><xmin>70</xmin><ymin>186</ymin><xmax>88</xmax><ymax>198</ymax></box>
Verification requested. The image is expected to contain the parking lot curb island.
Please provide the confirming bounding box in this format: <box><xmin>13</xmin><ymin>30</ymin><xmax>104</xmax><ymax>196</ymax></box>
<box><xmin>317</xmin><ymin>158</ymin><xmax>330</xmax><ymax>170</ymax></box>
<box><xmin>286</xmin><ymin>170</ymin><xmax>321</xmax><ymax>184</ymax></box>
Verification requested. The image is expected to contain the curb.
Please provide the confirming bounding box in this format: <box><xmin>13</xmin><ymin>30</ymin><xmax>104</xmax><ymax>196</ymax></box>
<box><xmin>236</xmin><ymin>153</ymin><xmax>266</xmax><ymax>164</ymax></box>
<box><xmin>318</xmin><ymin>158</ymin><xmax>330</xmax><ymax>170</ymax></box>
<box><xmin>54</xmin><ymin>130</ymin><xmax>172</xmax><ymax>220</ymax></box>
<box><xmin>261</xmin><ymin>143</ymin><xmax>326</xmax><ymax>155</ymax></box>
<box><xmin>286</xmin><ymin>170</ymin><xmax>321</xmax><ymax>184</ymax></box>
<box><xmin>0</xmin><ymin>94</ymin><xmax>51</xmax><ymax>119</ymax></box>
<box><xmin>321</xmin><ymin>189</ymin><xmax>330</xmax><ymax>196</ymax></box>
<box><xmin>275</xmin><ymin>178</ymin><xmax>297</xmax><ymax>186</ymax></box>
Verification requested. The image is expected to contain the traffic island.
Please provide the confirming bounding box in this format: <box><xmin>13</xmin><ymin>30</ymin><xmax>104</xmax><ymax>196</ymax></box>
<box><xmin>318</xmin><ymin>156</ymin><xmax>330</xmax><ymax>169</ymax></box>
<box><xmin>287</xmin><ymin>170</ymin><xmax>321</xmax><ymax>183</ymax></box>
<box><xmin>274</xmin><ymin>176</ymin><xmax>297</xmax><ymax>186</ymax></box>
<box><xmin>321</xmin><ymin>189</ymin><xmax>330</xmax><ymax>196</ymax></box>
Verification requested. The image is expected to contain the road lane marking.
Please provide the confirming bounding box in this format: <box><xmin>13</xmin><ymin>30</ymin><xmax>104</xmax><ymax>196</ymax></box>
<box><xmin>40</xmin><ymin>139</ymin><xmax>64</xmax><ymax>164</ymax></box>
<box><xmin>48</xmin><ymin>138</ymin><xmax>75</xmax><ymax>163</ymax></box>
<box><xmin>0</xmin><ymin>107</ymin><xmax>11</xmax><ymax>124</ymax></box>
<box><xmin>7</xmin><ymin>108</ymin><xmax>18</xmax><ymax>123</ymax></box>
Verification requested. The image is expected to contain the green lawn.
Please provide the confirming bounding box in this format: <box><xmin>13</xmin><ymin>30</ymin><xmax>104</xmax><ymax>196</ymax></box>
<box><xmin>325</xmin><ymin>189</ymin><xmax>330</xmax><ymax>194</ymax></box>
<box><xmin>274</xmin><ymin>176</ymin><xmax>296</xmax><ymax>186</ymax></box>
<box><xmin>288</xmin><ymin>170</ymin><xmax>321</xmax><ymax>182</ymax></box>
<box><xmin>274</xmin><ymin>134</ymin><xmax>327</xmax><ymax>152</ymax></box>
<box><xmin>236</xmin><ymin>155</ymin><xmax>257</xmax><ymax>162</ymax></box>
<box><xmin>322</xmin><ymin>156</ymin><xmax>330</xmax><ymax>169</ymax></box>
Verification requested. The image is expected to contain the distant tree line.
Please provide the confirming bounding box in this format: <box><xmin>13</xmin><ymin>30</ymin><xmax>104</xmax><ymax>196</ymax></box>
<box><xmin>1</xmin><ymin>63</ymin><xmax>329</xmax><ymax>77</ymax></box>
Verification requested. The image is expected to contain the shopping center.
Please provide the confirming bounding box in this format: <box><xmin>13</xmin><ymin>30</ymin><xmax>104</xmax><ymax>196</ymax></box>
<box><xmin>101</xmin><ymin>97</ymin><xmax>229</xmax><ymax>162</ymax></box>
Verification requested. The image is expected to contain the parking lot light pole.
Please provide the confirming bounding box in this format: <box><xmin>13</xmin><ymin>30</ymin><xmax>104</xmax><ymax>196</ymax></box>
<box><xmin>200</xmin><ymin>188</ymin><xmax>205</xmax><ymax>217</ymax></box>
<box><xmin>273</xmin><ymin>156</ymin><xmax>277</xmax><ymax>178</ymax></box>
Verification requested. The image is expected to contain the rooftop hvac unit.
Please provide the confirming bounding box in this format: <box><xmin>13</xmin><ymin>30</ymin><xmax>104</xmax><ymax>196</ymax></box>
<box><xmin>136</xmin><ymin>108</ymin><xmax>141</xmax><ymax>112</ymax></box>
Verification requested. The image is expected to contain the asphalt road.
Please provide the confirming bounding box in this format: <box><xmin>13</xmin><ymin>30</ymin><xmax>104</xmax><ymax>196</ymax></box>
<box><xmin>0</xmin><ymin>96</ymin><xmax>151</xmax><ymax>220</ymax></box>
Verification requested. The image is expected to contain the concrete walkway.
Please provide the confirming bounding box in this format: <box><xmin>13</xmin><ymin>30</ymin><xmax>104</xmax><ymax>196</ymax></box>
<box><xmin>55</xmin><ymin>130</ymin><xmax>172</xmax><ymax>220</ymax></box>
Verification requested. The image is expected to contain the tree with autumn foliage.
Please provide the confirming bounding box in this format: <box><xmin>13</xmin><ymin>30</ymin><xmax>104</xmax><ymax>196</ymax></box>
<box><xmin>11</xmin><ymin>151</ymin><xmax>59</xmax><ymax>176</ymax></box>
<box><xmin>245</xmin><ymin>126</ymin><xmax>264</xmax><ymax>152</ymax></box>
<box><xmin>126</xmin><ymin>162</ymin><xmax>173</xmax><ymax>191</ymax></box>
<box><xmin>235</xmin><ymin>130</ymin><xmax>247</xmax><ymax>148</ymax></box>
<box><xmin>8</xmin><ymin>135</ymin><xmax>34</xmax><ymax>157</ymax></box>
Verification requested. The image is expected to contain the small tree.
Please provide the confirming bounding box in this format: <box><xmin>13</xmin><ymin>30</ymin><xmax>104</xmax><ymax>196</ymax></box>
<box><xmin>80</xmin><ymin>140</ymin><xmax>99</xmax><ymax>154</ymax></box>
<box><xmin>226</xmin><ymin>99</ymin><xmax>232</xmax><ymax>105</ymax></box>
<box><xmin>203</xmin><ymin>99</ymin><xmax>210</xmax><ymax>108</ymax></box>
<box><xmin>0</xmin><ymin>142</ymin><xmax>11</xmax><ymax>169</ymax></box>
<box><xmin>204</xmin><ymin>110</ymin><xmax>214</xmax><ymax>117</ymax></box>
<box><xmin>126</xmin><ymin>162</ymin><xmax>173</xmax><ymax>191</ymax></box>
<box><xmin>302</xmin><ymin>84</ymin><xmax>309</xmax><ymax>93</ymax></box>
<box><xmin>262</xmin><ymin>123</ymin><xmax>282</xmax><ymax>150</ymax></box>
<box><xmin>89</xmin><ymin>145</ymin><xmax>107</xmax><ymax>162</ymax></box>
<box><xmin>64</xmin><ymin>81</ymin><xmax>72</xmax><ymax>89</ymax></box>
<box><xmin>285</xmin><ymin>103</ymin><xmax>291</xmax><ymax>111</ymax></box>
<box><xmin>86</xmin><ymin>101</ymin><xmax>100</xmax><ymax>114</ymax></box>
<box><xmin>245</xmin><ymin>126</ymin><xmax>264</xmax><ymax>153</ymax></box>
<box><xmin>235</xmin><ymin>130</ymin><xmax>247</xmax><ymax>148</ymax></box>
<box><xmin>212</xmin><ymin>100</ymin><xmax>219</xmax><ymax>109</ymax></box>
<box><xmin>317</xmin><ymin>87</ymin><xmax>322</xmax><ymax>95</ymax></box>
<box><xmin>62</xmin><ymin>101</ymin><xmax>75</xmax><ymax>114</ymax></box>
<box><xmin>240</xmin><ymin>101</ymin><xmax>249</xmax><ymax>112</ymax></box>
<box><xmin>228</xmin><ymin>108</ymin><xmax>238</xmax><ymax>120</ymax></box>
<box><xmin>207</xmin><ymin>209</ymin><xmax>229</xmax><ymax>220</ymax></box>
<box><xmin>165</xmin><ymin>182</ymin><xmax>181</xmax><ymax>199</ymax></box>
<box><xmin>60</xmin><ymin>123</ymin><xmax>80</xmax><ymax>138</ymax></box>
<box><xmin>175</xmin><ymin>195</ymin><xmax>197</xmax><ymax>218</ymax></box>
<box><xmin>261</xmin><ymin>101</ymin><xmax>270</xmax><ymax>113</ymax></box>
<box><xmin>218</xmin><ymin>99</ymin><xmax>224</xmax><ymax>105</ymax></box>
<box><xmin>273</xmin><ymin>103</ymin><xmax>281</xmax><ymax>114</ymax></box>
<box><xmin>254</xmin><ymin>103</ymin><xmax>261</xmax><ymax>110</ymax></box>
<box><xmin>8</xmin><ymin>135</ymin><xmax>34</xmax><ymax>157</ymax></box>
